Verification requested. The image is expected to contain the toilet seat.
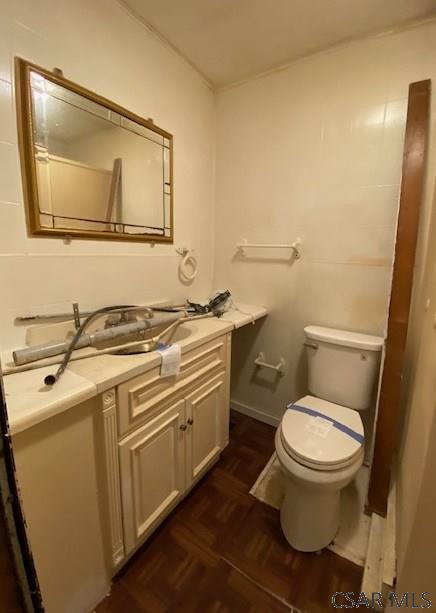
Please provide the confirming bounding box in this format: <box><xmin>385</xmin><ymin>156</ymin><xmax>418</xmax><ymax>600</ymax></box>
<box><xmin>280</xmin><ymin>395</ymin><xmax>364</xmax><ymax>471</ymax></box>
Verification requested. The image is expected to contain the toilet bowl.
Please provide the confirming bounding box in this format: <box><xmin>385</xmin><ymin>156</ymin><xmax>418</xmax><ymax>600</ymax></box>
<box><xmin>275</xmin><ymin>325</ymin><xmax>383</xmax><ymax>552</ymax></box>
<box><xmin>275</xmin><ymin>395</ymin><xmax>364</xmax><ymax>552</ymax></box>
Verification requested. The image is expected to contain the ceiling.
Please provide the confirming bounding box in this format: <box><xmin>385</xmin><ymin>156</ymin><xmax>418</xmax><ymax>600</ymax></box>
<box><xmin>122</xmin><ymin>0</ymin><xmax>436</xmax><ymax>88</ymax></box>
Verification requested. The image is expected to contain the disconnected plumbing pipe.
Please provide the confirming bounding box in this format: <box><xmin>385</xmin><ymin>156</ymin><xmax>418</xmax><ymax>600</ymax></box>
<box><xmin>12</xmin><ymin>304</ymin><xmax>187</xmax><ymax>387</ymax></box>
<box><xmin>13</xmin><ymin>311</ymin><xmax>182</xmax><ymax>366</ymax></box>
<box><xmin>3</xmin><ymin>313</ymin><xmax>213</xmax><ymax>377</ymax></box>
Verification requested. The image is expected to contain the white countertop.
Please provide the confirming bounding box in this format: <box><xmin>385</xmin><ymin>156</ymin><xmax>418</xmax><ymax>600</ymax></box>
<box><xmin>2</xmin><ymin>304</ymin><xmax>267</xmax><ymax>435</ymax></box>
<box><xmin>69</xmin><ymin>316</ymin><xmax>234</xmax><ymax>393</ymax></box>
<box><xmin>220</xmin><ymin>303</ymin><xmax>268</xmax><ymax>328</ymax></box>
<box><xmin>3</xmin><ymin>366</ymin><xmax>96</xmax><ymax>435</ymax></box>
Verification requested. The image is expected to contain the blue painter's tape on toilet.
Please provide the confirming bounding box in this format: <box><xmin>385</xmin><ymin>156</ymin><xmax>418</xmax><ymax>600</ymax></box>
<box><xmin>287</xmin><ymin>402</ymin><xmax>364</xmax><ymax>444</ymax></box>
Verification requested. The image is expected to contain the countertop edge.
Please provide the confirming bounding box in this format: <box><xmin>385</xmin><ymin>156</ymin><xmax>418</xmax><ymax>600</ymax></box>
<box><xmin>8</xmin><ymin>382</ymin><xmax>97</xmax><ymax>436</ymax></box>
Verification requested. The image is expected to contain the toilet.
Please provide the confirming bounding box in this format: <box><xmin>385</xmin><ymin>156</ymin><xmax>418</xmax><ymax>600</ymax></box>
<box><xmin>275</xmin><ymin>325</ymin><xmax>383</xmax><ymax>552</ymax></box>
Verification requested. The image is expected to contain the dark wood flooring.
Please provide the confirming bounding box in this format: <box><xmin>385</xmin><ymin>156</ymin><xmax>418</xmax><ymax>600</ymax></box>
<box><xmin>96</xmin><ymin>412</ymin><xmax>363</xmax><ymax>613</ymax></box>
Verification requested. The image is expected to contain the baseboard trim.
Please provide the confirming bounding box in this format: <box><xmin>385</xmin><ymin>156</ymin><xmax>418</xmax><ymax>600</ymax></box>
<box><xmin>230</xmin><ymin>399</ymin><xmax>280</xmax><ymax>427</ymax></box>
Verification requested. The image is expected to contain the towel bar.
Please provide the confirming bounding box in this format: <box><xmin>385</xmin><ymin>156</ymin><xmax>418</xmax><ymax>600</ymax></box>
<box><xmin>237</xmin><ymin>238</ymin><xmax>301</xmax><ymax>259</ymax></box>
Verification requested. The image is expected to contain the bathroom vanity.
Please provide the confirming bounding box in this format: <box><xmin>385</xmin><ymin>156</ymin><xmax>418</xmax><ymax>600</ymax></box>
<box><xmin>102</xmin><ymin>324</ymin><xmax>232</xmax><ymax>563</ymax></box>
<box><xmin>3</xmin><ymin>306</ymin><xmax>266</xmax><ymax>613</ymax></box>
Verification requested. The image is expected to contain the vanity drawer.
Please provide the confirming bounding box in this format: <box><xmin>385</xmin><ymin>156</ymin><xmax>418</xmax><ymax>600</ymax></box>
<box><xmin>117</xmin><ymin>334</ymin><xmax>228</xmax><ymax>436</ymax></box>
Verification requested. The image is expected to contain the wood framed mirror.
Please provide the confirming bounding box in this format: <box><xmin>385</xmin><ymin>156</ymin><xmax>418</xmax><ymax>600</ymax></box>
<box><xmin>15</xmin><ymin>57</ymin><xmax>173</xmax><ymax>243</ymax></box>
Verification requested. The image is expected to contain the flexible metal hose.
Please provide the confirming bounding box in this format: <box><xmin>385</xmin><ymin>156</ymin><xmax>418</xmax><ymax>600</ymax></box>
<box><xmin>43</xmin><ymin>304</ymin><xmax>138</xmax><ymax>386</ymax></box>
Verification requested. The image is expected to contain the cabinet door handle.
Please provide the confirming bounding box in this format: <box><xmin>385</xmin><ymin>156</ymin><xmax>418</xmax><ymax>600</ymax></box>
<box><xmin>180</xmin><ymin>424</ymin><xmax>187</xmax><ymax>431</ymax></box>
<box><xmin>187</xmin><ymin>418</ymin><xmax>194</xmax><ymax>426</ymax></box>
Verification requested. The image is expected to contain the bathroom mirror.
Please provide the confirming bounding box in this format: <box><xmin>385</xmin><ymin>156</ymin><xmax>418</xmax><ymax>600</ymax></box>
<box><xmin>15</xmin><ymin>58</ymin><xmax>173</xmax><ymax>242</ymax></box>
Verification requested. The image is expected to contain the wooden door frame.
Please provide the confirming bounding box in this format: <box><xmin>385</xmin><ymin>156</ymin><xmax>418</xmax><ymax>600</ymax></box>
<box><xmin>367</xmin><ymin>79</ymin><xmax>431</xmax><ymax>516</ymax></box>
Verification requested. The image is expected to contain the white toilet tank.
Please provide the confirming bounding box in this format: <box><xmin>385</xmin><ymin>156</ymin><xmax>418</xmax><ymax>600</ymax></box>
<box><xmin>304</xmin><ymin>326</ymin><xmax>384</xmax><ymax>411</ymax></box>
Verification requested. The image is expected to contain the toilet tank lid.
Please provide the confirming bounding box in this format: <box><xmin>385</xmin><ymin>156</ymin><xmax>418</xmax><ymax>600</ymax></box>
<box><xmin>304</xmin><ymin>326</ymin><xmax>384</xmax><ymax>351</ymax></box>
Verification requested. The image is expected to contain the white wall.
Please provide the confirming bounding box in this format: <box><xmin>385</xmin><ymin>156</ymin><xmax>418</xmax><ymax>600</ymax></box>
<box><xmin>0</xmin><ymin>0</ymin><xmax>215</xmax><ymax>350</ymax></box>
<box><xmin>396</xmin><ymin>178</ymin><xmax>436</xmax><ymax>593</ymax></box>
<box><xmin>214</xmin><ymin>20</ymin><xmax>436</xmax><ymax>424</ymax></box>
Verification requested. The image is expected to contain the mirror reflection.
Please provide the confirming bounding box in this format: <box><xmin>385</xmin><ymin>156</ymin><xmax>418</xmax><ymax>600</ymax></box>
<box><xmin>28</xmin><ymin>69</ymin><xmax>172</xmax><ymax>239</ymax></box>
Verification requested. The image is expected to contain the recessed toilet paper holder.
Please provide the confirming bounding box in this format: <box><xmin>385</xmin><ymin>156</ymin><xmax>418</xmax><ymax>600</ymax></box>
<box><xmin>254</xmin><ymin>352</ymin><xmax>285</xmax><ymax>375</ymax></box>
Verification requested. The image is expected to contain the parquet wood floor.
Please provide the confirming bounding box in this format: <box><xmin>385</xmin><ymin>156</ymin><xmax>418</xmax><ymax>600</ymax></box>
<box><xmin>96</xmin><ymin>412</ymin><xmax>363</xmax><ymax>612</ymax></box>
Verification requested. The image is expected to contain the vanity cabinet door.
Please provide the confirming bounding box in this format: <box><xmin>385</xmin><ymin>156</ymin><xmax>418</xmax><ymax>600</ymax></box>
<box><xmin>119</xmin><ymin>399</ymin><xmax>186</xmax><ymax>554</ymax></box>
<box><xmin>117</xmin><ymin>335</ymin><xmax>228</xmax><ymax>437</ymax></box>
<box><xmin>185</xmin><ymin>373</ymin><xmax>226</xmax><ymax>486</ymax></box>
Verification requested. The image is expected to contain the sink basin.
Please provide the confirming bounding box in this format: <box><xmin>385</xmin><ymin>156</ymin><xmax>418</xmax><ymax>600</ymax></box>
<box><xmin>112</xmin><ymin>321</ymin><xmax>197</xmax><ymax>355</ymax></box>
<box><xmin>165</xmin><ymin>322</ymin><xmax>197</xmax><ymax>343</ymax></box>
